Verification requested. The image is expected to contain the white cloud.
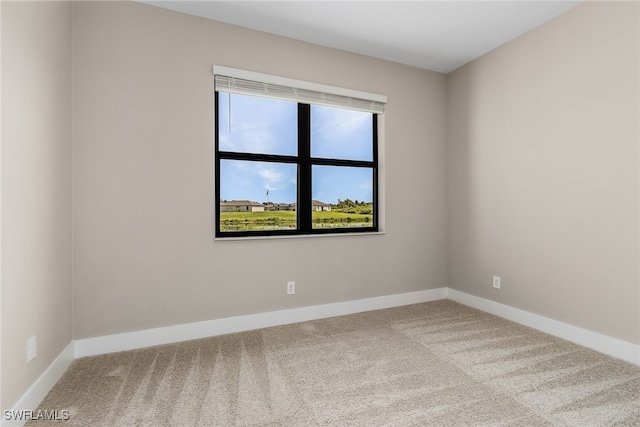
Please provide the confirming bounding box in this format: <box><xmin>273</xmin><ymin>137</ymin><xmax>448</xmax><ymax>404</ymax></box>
<box><xmin>256</xmin><ymin>164</ymin><xmax>296</xmax><ymax>191</ymax></box>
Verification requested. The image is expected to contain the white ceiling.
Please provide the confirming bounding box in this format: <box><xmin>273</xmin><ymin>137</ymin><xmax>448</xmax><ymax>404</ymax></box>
<box><xmin>139</xmin><ymin>1</ymin><xmax>582</xmax><ymax>73</ymax></box>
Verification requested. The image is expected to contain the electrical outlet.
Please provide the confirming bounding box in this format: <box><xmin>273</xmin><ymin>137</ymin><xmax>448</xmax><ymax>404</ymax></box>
<box><xmin>492</xmin><ymin>276</ymin><xmax>501</xmax><ymax>289</ymax></box>
<box><xmin>26</xmin><ymin>335</ymin><xmax>37</xmax><ymax>363</ymax></box>
<box><xmin>287</xmin><ymin>281</ymin><xmax>295</xmax><ymax>295</ymax></box>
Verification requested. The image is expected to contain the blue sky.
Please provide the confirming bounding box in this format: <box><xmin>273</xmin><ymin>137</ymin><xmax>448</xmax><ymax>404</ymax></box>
<box><xmin>219</xmin><ymin>93</ymin><xmax>373</xmax><ymax>204</ymax></box>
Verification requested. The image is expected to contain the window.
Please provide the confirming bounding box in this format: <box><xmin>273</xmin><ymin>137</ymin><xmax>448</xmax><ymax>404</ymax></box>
<box><xmin>214</xmin><ymin>68</ymin><xmax>385</xmax><ymax>238</ymax></box>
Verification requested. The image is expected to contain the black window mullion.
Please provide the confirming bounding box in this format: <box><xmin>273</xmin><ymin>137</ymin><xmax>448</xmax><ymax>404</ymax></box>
<box><xmin>215</xmin><ymin>92</ymin><xmax>221</xmax><ymax>236</ymax></box>
<box><xmin>298</xmin><ymin>104</ymin><xmax>312</xmax><ymax>232</ymax></box>
<box><xmin>217</xmin><ymin>151</ymin><xmax>299</xmax><ymax>164</ymax></box>
<box><xmin>309</xmin><ymin>157</ymin><xmax>374</xmax><ymax>168</ymax></box>
<box><xmin>372</xmin><ymin>114</ymin><xmax>379</xmax><ymax>230</ymax></box>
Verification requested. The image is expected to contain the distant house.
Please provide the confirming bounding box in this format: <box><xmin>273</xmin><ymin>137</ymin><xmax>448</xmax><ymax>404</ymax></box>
<box><xmin>264</xmin><ymin>202</ymin><xmax>296</xmax><ymax>211</ymax></box>
<box><xmin>220</xmin><ymin>200</ymin><xmax>265</xmax><ymax>212</ymax></box>
<box><xmin>257</xmin><ymin>201</ymin><xmax>329</xmax><ymax>211</ymax></box>
<box><xmin>312</xmin><ymin>200</ymin><xmax>331</xmax><ymax>211</ymax></box>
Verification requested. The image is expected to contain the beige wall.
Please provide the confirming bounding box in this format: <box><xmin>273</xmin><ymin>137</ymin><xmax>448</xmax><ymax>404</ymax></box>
<box><xmin>71</xmin><ymin>1</ymin><xmax>448</xmax><ymax>339</ymax></box>
<box><xmin>447</xmin><ymin>1</ymin><xmax>639</xmax><ymax>344</ymax></box>
<box><xmin>1</xmin><ymin>1</ymin><xmax>72</xmax><ymax>410</ymax></box>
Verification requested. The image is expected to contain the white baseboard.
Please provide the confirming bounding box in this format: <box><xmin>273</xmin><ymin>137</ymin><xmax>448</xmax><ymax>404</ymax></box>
<box><xmin>1</xmin><ymin>342</ymin><xmax>75</xmax><ymax>427</ymax></box>
<box><xmin>75</xmin><ymin>287</ymin><xmax>448</xmax><ymax>358</ymax></box>
<box><xmin>446</xmin><ymin>288</ymin><xmax>640</xmax><ymax>365</ymax></box>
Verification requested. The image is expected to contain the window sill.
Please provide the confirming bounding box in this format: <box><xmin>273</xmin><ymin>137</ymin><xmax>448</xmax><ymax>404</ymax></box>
<box><xmin>214</xmin><ymin>231</ymin><xmax>386</xmax><ymax>242</ymax></box>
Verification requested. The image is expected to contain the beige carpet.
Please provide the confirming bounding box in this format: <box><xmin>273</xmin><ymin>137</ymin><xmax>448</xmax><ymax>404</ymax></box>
<box><xmin>28</xmin><ymin>300</ymin><xmax>640</xmax><ymax>426</ymax></box>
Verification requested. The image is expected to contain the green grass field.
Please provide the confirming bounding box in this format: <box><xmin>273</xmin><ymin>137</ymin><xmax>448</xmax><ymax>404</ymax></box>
<box><xmin>219</xmin><ymin>210</ymin><xmax>372</xmax><ymax>231</ymax></box>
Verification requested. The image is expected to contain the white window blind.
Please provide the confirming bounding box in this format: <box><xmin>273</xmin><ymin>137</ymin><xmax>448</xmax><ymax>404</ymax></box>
<box><xmin>213</xmin><ymin>66</ymin><xmax>386</xmax><ymax>114</ymax></box>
